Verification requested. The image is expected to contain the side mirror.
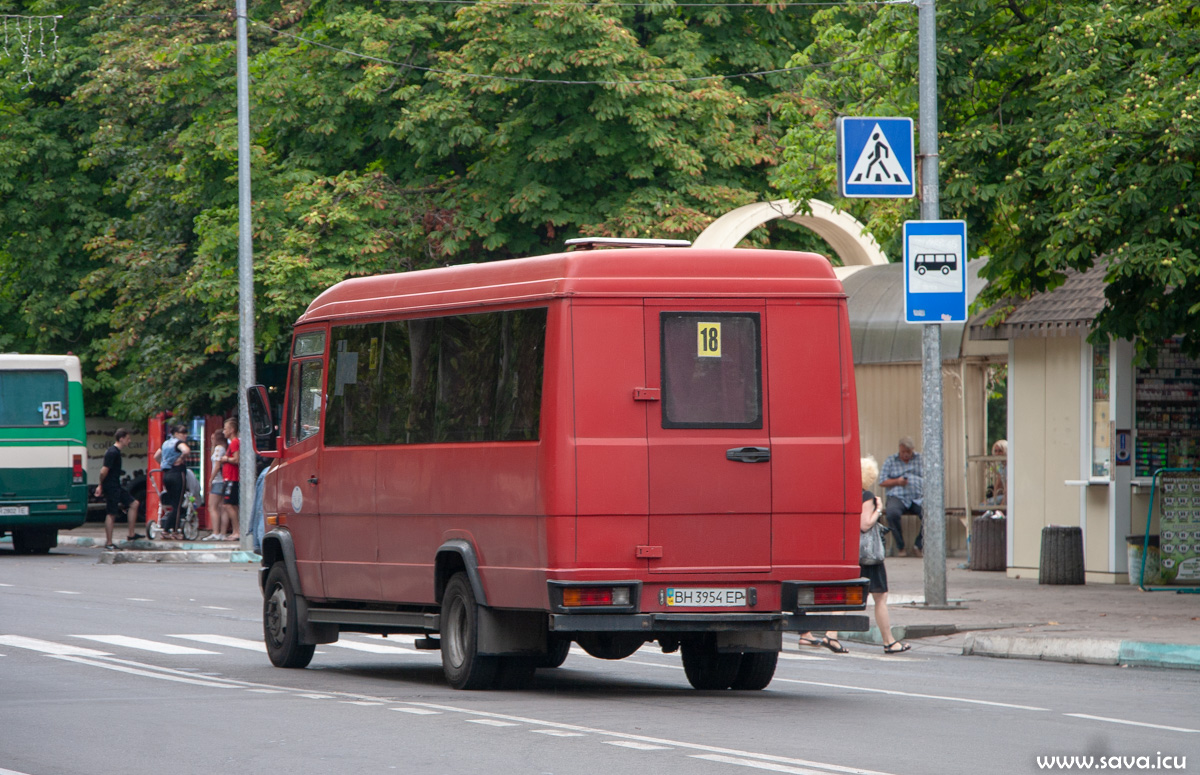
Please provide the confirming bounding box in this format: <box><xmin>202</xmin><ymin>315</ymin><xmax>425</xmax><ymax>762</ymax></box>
<box><xmin>247</xmin><ymin>384</ymin><xmax>280</xmax><ymax>458</ymax></box>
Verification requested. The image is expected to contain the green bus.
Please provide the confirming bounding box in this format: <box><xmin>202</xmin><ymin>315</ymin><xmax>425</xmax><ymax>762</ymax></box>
<box><xmin>0</xmin><ymin>354</ymin><xmax>89</xmax><ymax>554</ymax></box>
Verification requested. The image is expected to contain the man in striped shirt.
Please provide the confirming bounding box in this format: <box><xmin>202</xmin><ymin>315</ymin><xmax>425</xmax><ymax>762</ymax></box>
<box><xmin>878</xmin><ymin>436</ymin><xmax>923</xmax><ymax>557</ymax></box>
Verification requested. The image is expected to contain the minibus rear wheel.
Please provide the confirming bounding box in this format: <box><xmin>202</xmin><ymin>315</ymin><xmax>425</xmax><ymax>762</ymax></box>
<box><xmin>680</xmin><ymin>637</ymin><xmax>741</xmax><ymax>690</ymax></box>
<box><xmin>441</xmin><ymin>572</ymin><xmax>499</xmax><ymax>690</ymax></box>
<box><xmin>729</xmin><ymin>651</ymin><xmax>778</xmax><ymax>691</ymax></box>
<box><xmin>263</xmin><ymin>563</ymin><xmax>315</xmax><ymax>669</ymax></box>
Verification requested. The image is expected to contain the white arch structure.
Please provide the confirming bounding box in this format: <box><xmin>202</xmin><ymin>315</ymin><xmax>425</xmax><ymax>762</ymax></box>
<box><xmin>692</xmin><ymin>199</ymin><xmax>888</xmax><ymax>269</ymax></box>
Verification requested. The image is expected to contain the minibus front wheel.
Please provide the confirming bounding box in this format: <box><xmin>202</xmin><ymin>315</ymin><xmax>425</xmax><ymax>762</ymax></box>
<box><xmin>441</xmin><ymin>572</ymin><xmax>499</xmax><ymax>690</ymax></box>
<box><xmin>263</xmin><ymin>563</ymin><xmax>316</xmax><ymax>669</ymax></box>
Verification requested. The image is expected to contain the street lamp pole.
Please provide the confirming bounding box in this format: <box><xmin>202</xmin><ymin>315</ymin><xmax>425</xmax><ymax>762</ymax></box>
<box><xmin>236</xmin><ymin>0</ymin><xmax>256</xmax><ymax>551</ymax></box>
<box><xmin>918</xmin><ymin>0</ymin><xmax>947</xmax><ymax>606</ymax></box>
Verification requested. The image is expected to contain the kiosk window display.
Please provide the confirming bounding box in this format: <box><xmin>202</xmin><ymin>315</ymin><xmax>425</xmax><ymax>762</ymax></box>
<box><xmin>1134</xmin><ymin>338</ymin><xmax>1200</xmax><ymax>480</ymax></box>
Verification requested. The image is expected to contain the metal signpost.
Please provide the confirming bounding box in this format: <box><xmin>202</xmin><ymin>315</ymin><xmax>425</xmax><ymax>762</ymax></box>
<box><xmin>236</xmin><ymin>0</ymin><xmax>256</xmax><ymax>551</ymax></box>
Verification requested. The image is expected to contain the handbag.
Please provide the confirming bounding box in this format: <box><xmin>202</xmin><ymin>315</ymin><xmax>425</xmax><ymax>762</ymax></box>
<box><xmin>859</xmin><ymin>522</ymin><xmax>885</xmax><ymax>565</ymax></box>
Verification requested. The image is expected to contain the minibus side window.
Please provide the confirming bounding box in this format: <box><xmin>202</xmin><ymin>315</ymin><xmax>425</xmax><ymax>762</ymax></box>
<box><xmin>287</xmin><ymin>359</ymin><xmax>324</xmax><ymax>445</ymax></box>
<box><xmin>661</xmin><ymin>312</ymin><xmax>762</xmax><ymax>429</ymax></box>
<box><xmin>324</xmin><ymin>308</ymin><xmax>546</xmax><ymax>446</ymax></box>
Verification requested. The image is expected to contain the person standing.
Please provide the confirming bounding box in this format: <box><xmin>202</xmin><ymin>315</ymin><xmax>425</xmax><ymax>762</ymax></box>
<box><xmin>218</xmin><ymin>417</ymin><xmax>241</xmax><ymax>542</ymax></box>
<box><xmin>203</xmin><ymin>428</ymin><xmax>228</xmax><ymax>540</ymax></box>
<box><xmin>878</xmin><ymin>436</ymin><xmax>924</xmax><ymax>557</ymax></box>
<box><xmin>95</xmin><ymin>428</ymin><xmax>141</xmax><ymax>551</ymax></box>
<box><xmin>156</xmin><ymin>424</ymin><xmax>190</xmax><ymax>540</ymax></box>
<box><xmin>860</xmin><ymin>456</ymin><xmax>910</xmax><ymax>654</ymax></box>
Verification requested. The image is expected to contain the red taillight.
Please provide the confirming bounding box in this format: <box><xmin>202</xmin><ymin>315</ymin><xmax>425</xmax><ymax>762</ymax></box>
<box><xmin>561</xmin><ymin>587</ymin><xmax>631</xmax><ymax>607</ymax></box>
<box><xmin>813</xmin><ymin>586</ymin><xmax>865</xmax><ymax>606</ymax></box>
<box><xmin>72</xmin><ymin>454</ymin><xmax>84</xmax><ymax>484</ymax></box>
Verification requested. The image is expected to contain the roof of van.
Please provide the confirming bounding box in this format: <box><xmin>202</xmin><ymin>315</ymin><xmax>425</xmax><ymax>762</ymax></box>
<box><xmin>298</xmin><ymin>248</ymin><xmax>845</xmax><ymax>324</ymax></box>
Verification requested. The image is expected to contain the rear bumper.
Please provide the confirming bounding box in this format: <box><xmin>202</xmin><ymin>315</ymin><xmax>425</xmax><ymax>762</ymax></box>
<box><xmin>549</xmin><ymin>612</ymin><xmax>870</xmax><ymax>633</ymax></box>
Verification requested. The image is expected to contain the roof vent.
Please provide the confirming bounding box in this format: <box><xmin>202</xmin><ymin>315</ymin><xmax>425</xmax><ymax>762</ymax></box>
<box><xmin>565</xmin><ymin>237</ymin><xmax>692</xmax><ymax>250</ymax></box>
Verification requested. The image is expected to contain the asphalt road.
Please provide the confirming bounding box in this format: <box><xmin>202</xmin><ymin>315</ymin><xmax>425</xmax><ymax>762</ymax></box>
<box><xmin>1</xmin><ymin>546</ymin><xmax>1196</xmax><ymax>775</ymax></box>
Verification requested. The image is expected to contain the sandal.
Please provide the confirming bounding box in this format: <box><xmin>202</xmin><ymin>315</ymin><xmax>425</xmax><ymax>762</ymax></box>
<box><xmin>822</xmin><ymin>638</ymin><xmax>849</xmax><ymax>654</ymax></box>
<box><xmin>798</xmin><ymin>635</ymin><xmax>825</xmax><ymax>648</ymax></box>
<box><xmin>103</xmin><ymin>543</ymin><xmax>118</xmax><ymax>551</ymax></box>
<box><xmin>883</xmin><ymin>641</ymin><xmax>912</xmax><ymax>654</ymax></box>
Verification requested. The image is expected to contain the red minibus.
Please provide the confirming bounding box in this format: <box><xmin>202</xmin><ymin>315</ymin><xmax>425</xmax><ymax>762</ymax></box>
<box><xmin>249</xmin><ymin>241</ymin><xmax>869</xmax><ymax>690</ymax></box>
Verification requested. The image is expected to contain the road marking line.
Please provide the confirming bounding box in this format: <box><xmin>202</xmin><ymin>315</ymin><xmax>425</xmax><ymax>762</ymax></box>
<box><xmin>403</xmin><ymin>702</ymin><xmax>897</xmax><ymax>775</ymax></box>
<box><xmin>125</xmin><ymin>598</ymin><xmax>153</xmax><ymax>602</ymax></box>
<box><xmin>1064</xmin><ymin>714</ymin><xmax>1198</xmax><ymax>733</ymax></box>
<box><xmin>55</xmin><ymin>590</ymin><xmax>80</xmax><ymax>595</ymax></box>
<box><xmin>693</xmin><ymin>754</ymin><xmax>845</xmax><ymax>774</ymax></box>
<box><xmin>329</xmin><ymin>639</ymin><xmax>425</xmax><ymax>655</ymax></box>
<box><xmin>390</xmin><ymin>708</ymin><xmax>441</xmax><ymax>715</ymax></box>
<box><xmin>468</xmin><ymin>719</ymin><xmax>519</xmax><ymax>727</ymax></box>
<box><xmin>246</xmin><ymin>689</ymin><xmax>286</xmax><ymax>694</ymax></box>
<box><xmin>531</xmin><ymin>729</ymin><xmax>585</xmax><ymax>737</ymax></box>
<box><xmin>771</xmin><ymin>678</ymin><xmax>1050</xmax><ymax>711</ymax></box>
<box><xmin>342</xmin><ymin>700</ymin><xmax>386</xmax><ymax>706</ymax></box>
<box><xmin>168</xmin><ymin>634</ymin><xmax>265</xmax><ymax>651</ymax></box>
<box><xmin>0</xmin><ymin>635</ymin><xmax>111</xmax><ymax>657</ymax></box>
<box><xmin>72</xmin><ymin>635</ymin><xmax>218</xmax><ymax>655</ymax></box>
<box><xmin>0</xmin><ymin>767</ymin><xmax>36</xmax><ymax>775</ymax></box>
<box><xmin>202</xmin><ymin>605</ymin><xmax>232</xmax><ymax>611</ymax></box>
<box><xmin>0</xmin><ymin>583</ymin><xmax>13</xmax><ymax>587</ymax></box>
<box><xmin>605</xmin><ymin>741</ymin><xmax>672</xmax><ymax>751</ymax></box>
<box><xmin>778</xmin><ymin>653</ymin><xmax>830</xmax><ymax>661</ymax></box>
<box><xmin>50</xmin><ymin>655</ymin><xmax>239</xmax><ymax>688</ymax></box>
<box><xmin>297</xmin><ymin>693</ymin><xmax>333</xmax><ymax>699</ymax></box>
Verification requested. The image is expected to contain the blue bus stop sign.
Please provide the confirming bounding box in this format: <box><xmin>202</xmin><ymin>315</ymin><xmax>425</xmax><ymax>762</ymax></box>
<box><xmin>837</xmin><ymin>117</ymin><xmax>915</xmax><ymax>198</ymax></box>
<box><xmin>903</xmin><ymin>220</ymin><xmax>968</xmax><ymax>324</ymax></box>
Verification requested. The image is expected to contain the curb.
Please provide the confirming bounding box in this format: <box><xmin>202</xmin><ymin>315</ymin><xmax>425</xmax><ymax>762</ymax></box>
<box><xmin>963</xmin><ymin>633</ymin><xmax>1200</xmax><ymax>671</ymax></box>
<box><xmin>100</xmin><ymin>549</ymin><xmax>261</xmax><ymax>565</ymax></box>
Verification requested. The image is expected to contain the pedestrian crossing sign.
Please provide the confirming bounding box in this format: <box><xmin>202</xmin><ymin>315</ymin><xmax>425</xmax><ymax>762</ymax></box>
<box><xmin>837</xmin><ymin>117</ymin><xmax>915</xmax><ymax>198</ymax></box>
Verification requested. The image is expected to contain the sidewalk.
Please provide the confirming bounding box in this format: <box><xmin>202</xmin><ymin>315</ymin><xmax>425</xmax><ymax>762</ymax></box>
<box><xmin>836</xmin><ymin>555</ymin><xmax>1200</xmax><ymax>671</ymax></box>
<box><xmin>28</xmin><ymin>522</ymin><xmax>261</xmax><ymax>564</ymax></box>
<box><xmin>15</xmin><ymin>525</ymin><xmax>1200</xmax><ymax>671</ymax></box>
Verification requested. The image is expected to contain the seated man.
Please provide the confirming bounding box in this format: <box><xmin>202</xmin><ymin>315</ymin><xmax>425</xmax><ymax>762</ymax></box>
<box><xmin>879</xmin><ymin>436</ymin><xmax>923</xmax><ymax>557</ymax></box>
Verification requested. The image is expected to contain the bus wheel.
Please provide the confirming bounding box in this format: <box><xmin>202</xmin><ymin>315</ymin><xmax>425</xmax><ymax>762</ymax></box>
<box><xmin>263</xmin><ymin>563</ymin><xmax>315</xmax><ymax>669</ymax></box>
<box><xmin>441</xmin><ymin>573</ymin><xmax>498</xmax><ymax>690</ymax></box>
<box><xmin>941</xmin><ymin>265</ymin><xmax>950</xmax><ymax>274</ymax></box>
<box><xmin>730</xmin><ymin>651</ymin><xmax>779</xmax><ymax>691</ymax></box>
<box><xmin>536</xmin><ymin>637</ymin><xmax>571</xmax><ymax>669</ymax></box>
<box><xmin>917</xmin><ymin>266</ymin><xmax>927</xmax><ymax>275</ymax></box>
<box><xmin>12</xmin><ymin>529</ymin><xmax>54</xmax><ymax>555</ymax></box>
<box><xmin>680</xmin><ymin>638</ymin><xmax>740</xmax><ymax>690</ymax></box>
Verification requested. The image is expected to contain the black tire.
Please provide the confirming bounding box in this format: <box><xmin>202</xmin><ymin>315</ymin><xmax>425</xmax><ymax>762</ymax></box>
<box><xmin>440</xmin><ymin>573</ymin><xmax>498</xmax><ymax>690</ymax></box>
<box><xmin>536</xmin><ymin>637</ymin><xmax>571</xmax><ymax>669</ymax></box>
<box><xmin>730</xmin><ymin>651</ymin><xmax>779</xmax><ymax>691</ymax></box>
<box><xmin>917</xmin><ymin>266</ymin><xmax>927</xmax><ymax>275</ymax></box>
<box><xmin>263</xmin><ymin>563</ymin><xmax>316</xmax><ymax>669</ymax></box>
<box><xmin>680</xmin><ymin>639</ymin><xmax>741</xmax><ymax>690</ymax></box>
<box><xmin>12</xmin><ymin>529</ymin><xmax>54</xmax><ymax>555</ymax></box>
<box><xmin>494</xmin><ymin>656</ymin><xmax>537</xmax><ymax>689</ymax></box>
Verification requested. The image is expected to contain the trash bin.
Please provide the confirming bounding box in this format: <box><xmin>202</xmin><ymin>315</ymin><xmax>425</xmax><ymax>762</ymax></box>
<box><xmin>970</xmin><ymin>515</ymin><xmax>1006</xmax><ymax>571</ymax></box>
<box><xmin>1039</xmin><ymin>525</ymin><xmax>1084</xmax><ymax>585</ymax></box>
<box><xmin>1126</xmin><ymin>534</ymin><xmax>1162</xmax><ymax>586</ymax></box>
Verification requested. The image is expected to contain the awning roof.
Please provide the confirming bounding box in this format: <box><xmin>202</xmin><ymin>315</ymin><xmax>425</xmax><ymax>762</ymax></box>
<box><xmin>968</xmin><ymin>266</ymin><xmax>1105</xmax><ymax>341</ymax></box>
<box><xmin>840</xmin><ymin>260</ymin><xmax>990</xmax><ymax>365</ymax></box>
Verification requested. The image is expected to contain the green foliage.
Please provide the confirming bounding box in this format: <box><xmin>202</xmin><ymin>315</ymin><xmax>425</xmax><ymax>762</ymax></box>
<box><xmin>775</xmin><ymin>0</ymin><xmax>1200</xmax><ymax>355</ymax></box>
<box><xmin>1</xmin><ymin>0</ymin><xmax>818</xmax><ymax>417</ymax></box>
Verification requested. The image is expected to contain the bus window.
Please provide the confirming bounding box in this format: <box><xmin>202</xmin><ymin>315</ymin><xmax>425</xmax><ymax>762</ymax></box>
<box><xmin>660</xmin><ymin>312</ymin><xmax>762</xmax><ymax>429</ymax></box>
<box><xmin>287</xmin><ymin>360</ymin><xmax>324</xmax><ymax>445</ymax></box>
<box><xmin>0</xmin><ymin>370</ymin><xmax>68</xmax><ymax>427</ymax></box>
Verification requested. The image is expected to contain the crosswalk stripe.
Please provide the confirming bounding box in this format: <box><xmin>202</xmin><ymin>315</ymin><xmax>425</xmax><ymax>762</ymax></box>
<box><xmin>72</xmin><ymin>635</ymin><xmax>218</xmax><ymax>655</ymax></box>
<box><xmin>329</xmin><ymin>638</ymin><xmax>423</xmax><ymax>655</ymax></box>
<box><xmin>169</xmin><ymin>634</ymin><xmax>265</xmax><ymax>651</ymax></box>
<box><xmin>0</xmin><ymin>635</ymin><xmax>111</xmax><ymax>657</ymax></box>
<box><xmin>605</xmin><ymin>741</ymin><xmax>672</xmax><ymax>751</ymax></box>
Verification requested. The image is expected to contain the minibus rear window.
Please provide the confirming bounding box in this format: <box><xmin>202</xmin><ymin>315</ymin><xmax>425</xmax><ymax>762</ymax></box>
<box><xmin>660</xmin><ymin>312</ymin><xmax>762</xmax><ymax>429</ymax></box>
<box><xmin>326</xmin><ymin>308</ymin><xmax>546</xmax><ymax>446</ymax></box>
<box><xmin>0</xmin><ymin>370</ymin><xmax>68</xmax><ymax>427</ymax></box>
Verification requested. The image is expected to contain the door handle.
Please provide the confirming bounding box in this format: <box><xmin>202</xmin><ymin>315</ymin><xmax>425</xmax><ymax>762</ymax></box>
<box><xmin>308</xmin><ymin>476</ymin><xmax>319</xmax><ymax>485</ymax></box>
<box><xmin>726</xmin><ymin>446</ymin><xmax>770</xmax><ymax>463</ymax></box>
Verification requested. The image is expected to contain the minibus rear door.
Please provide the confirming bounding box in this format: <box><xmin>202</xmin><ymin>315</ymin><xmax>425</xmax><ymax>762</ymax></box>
<box><xmin>644</xmin><ymin>305</ymin><xmax>772</xmax><ymax>574</ymax></box>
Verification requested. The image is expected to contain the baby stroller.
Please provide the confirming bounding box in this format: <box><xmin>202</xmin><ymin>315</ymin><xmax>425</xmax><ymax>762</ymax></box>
<box><xmin>146</xmin><ymin>467</ymin><xmax>201</xmax><ymax>541</ymax></box>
